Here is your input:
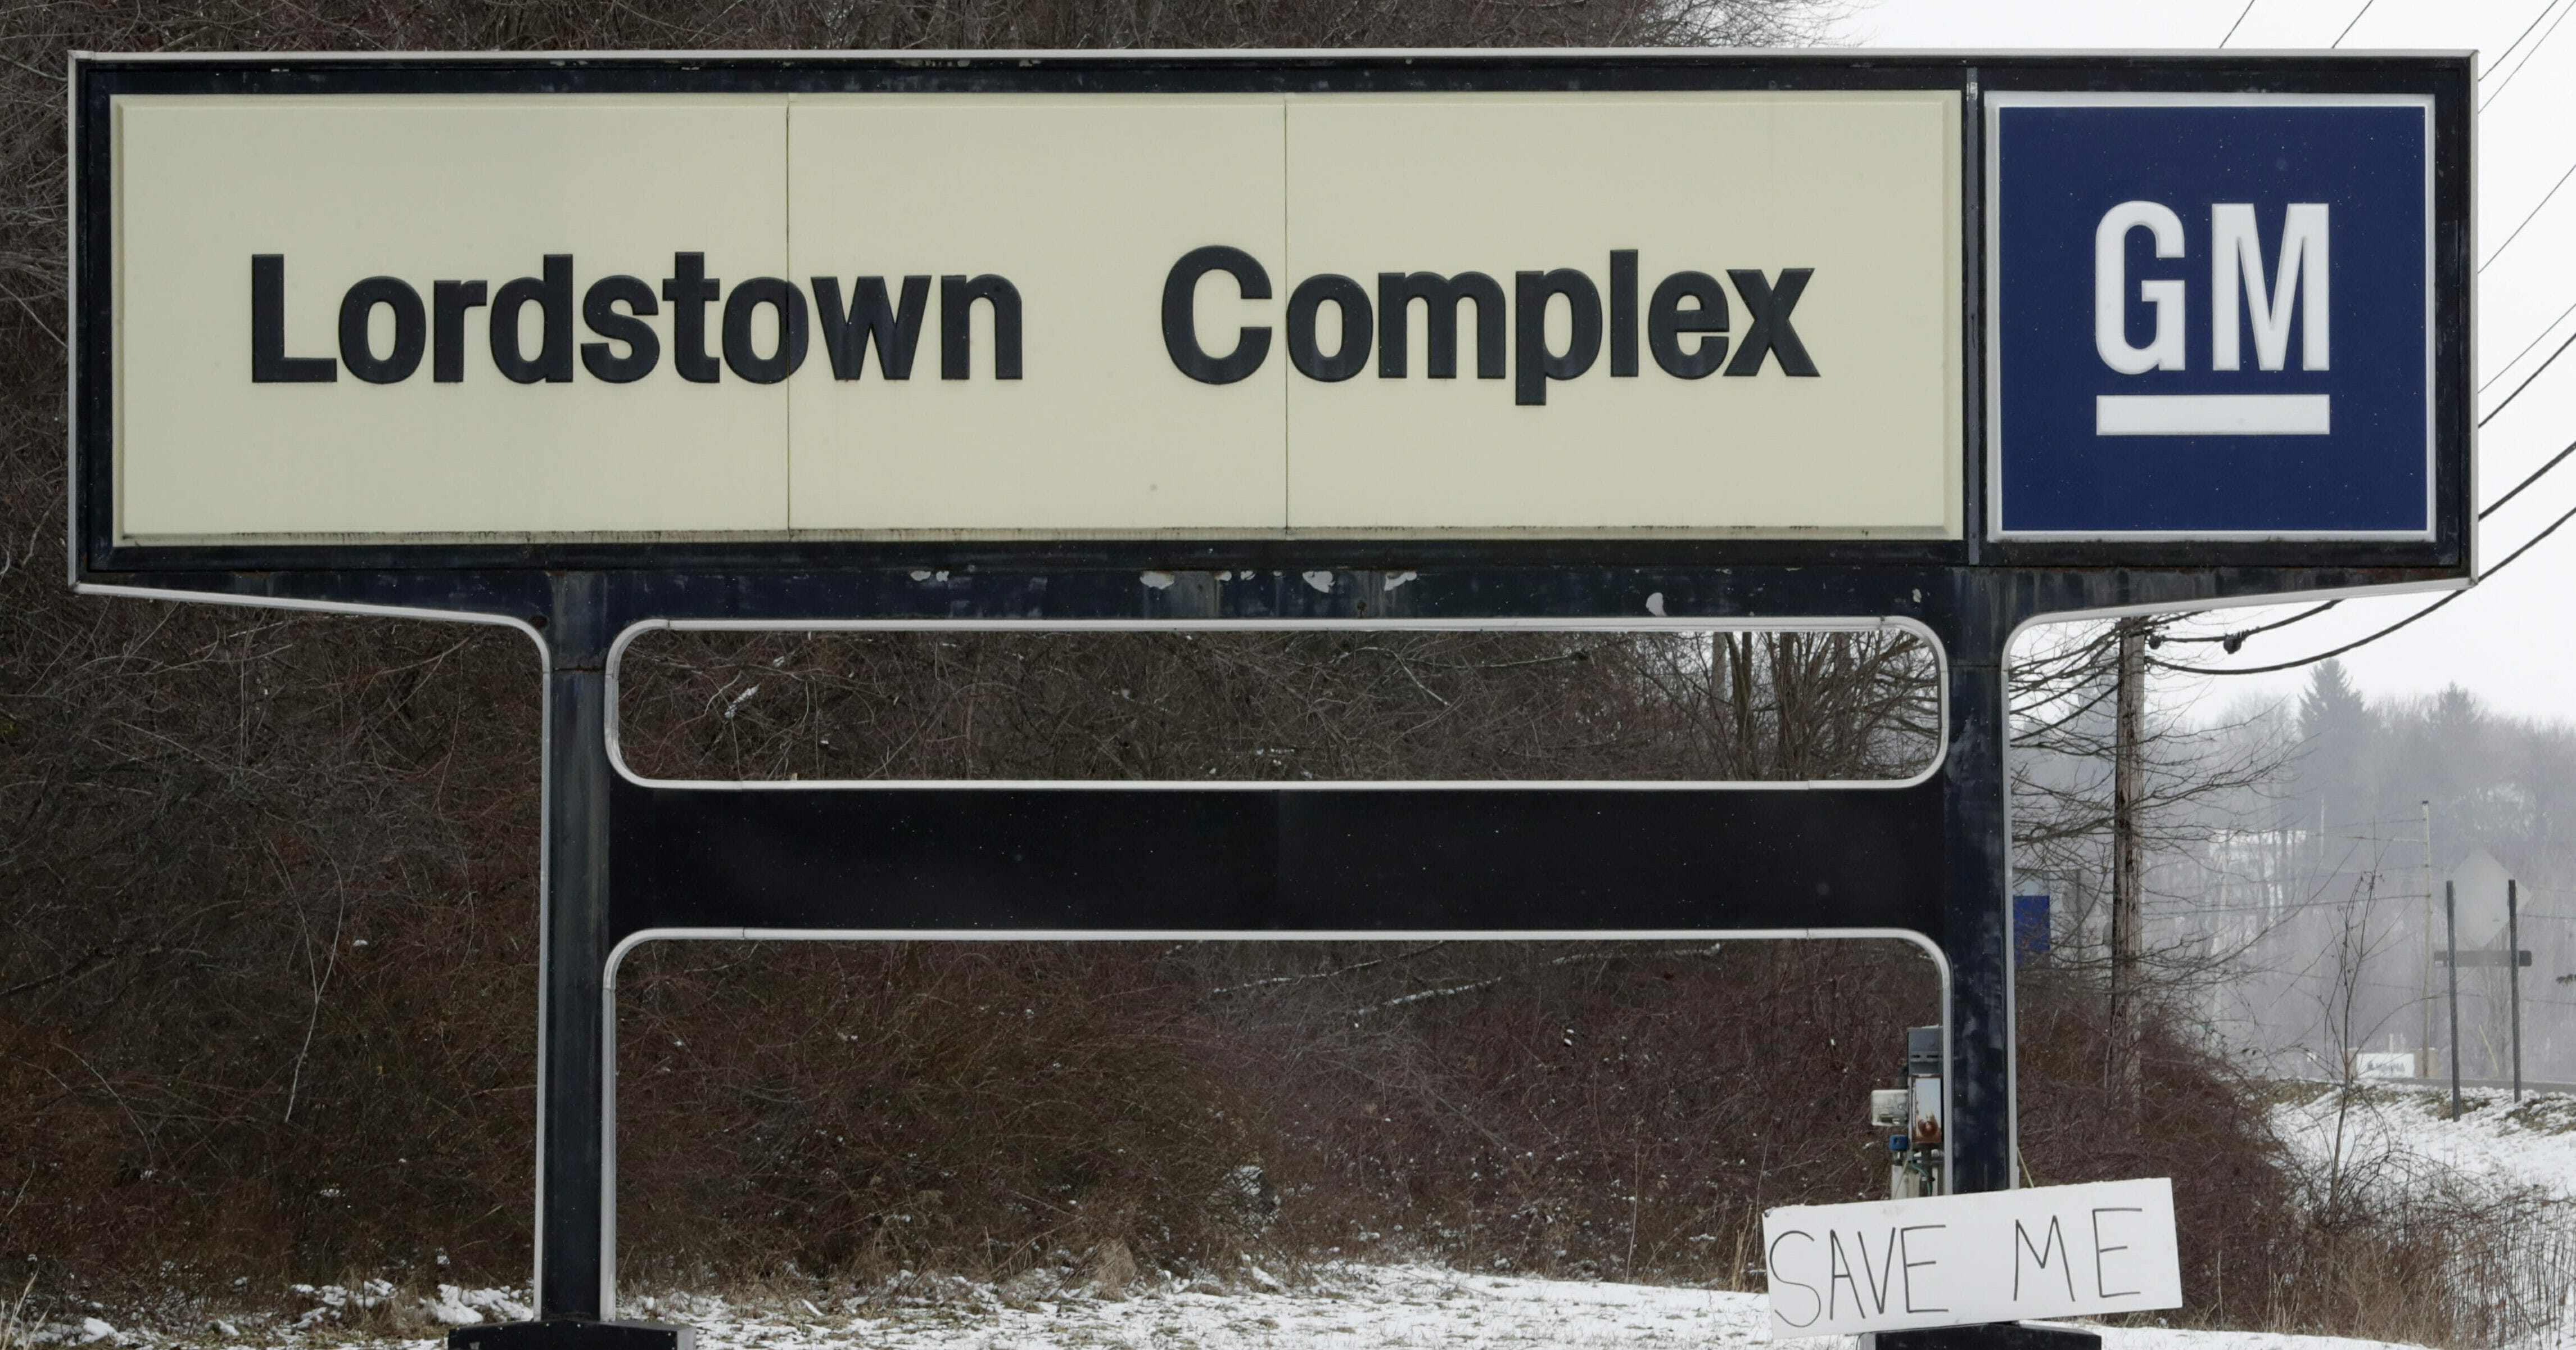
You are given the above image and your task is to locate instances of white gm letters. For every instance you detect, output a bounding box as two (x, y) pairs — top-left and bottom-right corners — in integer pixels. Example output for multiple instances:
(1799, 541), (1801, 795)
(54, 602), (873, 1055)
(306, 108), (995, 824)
(2213, 202), (2329, 372)
(2089, 200), (2333, 437)
(2093, 201), (2329, 376)
(2093, 200), (2187, 374)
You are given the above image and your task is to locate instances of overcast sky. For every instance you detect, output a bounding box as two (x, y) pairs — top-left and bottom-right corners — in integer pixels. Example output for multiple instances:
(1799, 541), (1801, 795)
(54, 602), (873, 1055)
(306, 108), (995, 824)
(1838, 0), (2576, 723)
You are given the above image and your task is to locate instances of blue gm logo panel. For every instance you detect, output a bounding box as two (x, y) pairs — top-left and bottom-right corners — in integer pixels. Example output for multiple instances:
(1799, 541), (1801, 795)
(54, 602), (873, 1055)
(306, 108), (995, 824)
(1990, 96), (2432, 538)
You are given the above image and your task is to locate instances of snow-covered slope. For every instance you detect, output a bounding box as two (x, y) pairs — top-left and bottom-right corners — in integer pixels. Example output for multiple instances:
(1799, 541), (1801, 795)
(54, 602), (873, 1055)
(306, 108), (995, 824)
(62, 1089), (2559, 1350)
(2273, 1085), (2576, 1197)
(22, 1265), (2438, 1350)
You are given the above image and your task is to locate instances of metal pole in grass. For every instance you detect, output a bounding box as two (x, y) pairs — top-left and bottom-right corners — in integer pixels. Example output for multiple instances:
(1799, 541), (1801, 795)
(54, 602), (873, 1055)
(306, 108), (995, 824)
(2510, 878), (2523, 1103)
(2448, 881), (2462, 1121)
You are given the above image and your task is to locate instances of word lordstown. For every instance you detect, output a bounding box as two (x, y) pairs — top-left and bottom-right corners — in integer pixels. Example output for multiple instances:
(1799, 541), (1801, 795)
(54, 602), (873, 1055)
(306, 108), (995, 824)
(251, 249), (1819, 407)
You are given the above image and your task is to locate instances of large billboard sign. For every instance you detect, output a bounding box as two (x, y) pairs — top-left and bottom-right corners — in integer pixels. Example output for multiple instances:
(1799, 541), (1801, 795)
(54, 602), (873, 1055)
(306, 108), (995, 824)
(67, 54), (2474, 1339)
(70, 54), (2470, 578)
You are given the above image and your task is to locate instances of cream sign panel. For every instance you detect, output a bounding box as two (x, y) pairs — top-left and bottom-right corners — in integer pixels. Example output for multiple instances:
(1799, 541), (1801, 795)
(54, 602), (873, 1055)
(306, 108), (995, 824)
(111, 91), (1962, 544)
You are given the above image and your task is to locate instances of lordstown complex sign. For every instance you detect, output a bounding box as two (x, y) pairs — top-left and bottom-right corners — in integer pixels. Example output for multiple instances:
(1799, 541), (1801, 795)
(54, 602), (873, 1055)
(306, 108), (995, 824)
(69, 51), (2471, 1348)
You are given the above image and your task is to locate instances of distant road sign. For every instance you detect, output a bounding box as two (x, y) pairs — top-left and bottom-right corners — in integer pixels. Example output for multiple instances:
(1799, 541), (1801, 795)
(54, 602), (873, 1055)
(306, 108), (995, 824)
(2012, 893), (2050, 964)
(1990, 94), (2435, 541)
(2438, 950), (2532, 968)
(2450, 850), (2517, 950)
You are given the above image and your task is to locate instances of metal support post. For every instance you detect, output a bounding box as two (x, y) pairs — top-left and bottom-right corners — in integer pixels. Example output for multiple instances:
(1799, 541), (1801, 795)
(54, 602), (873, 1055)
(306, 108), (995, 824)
(537, 575), (613, 1321)
(2510, 879), (2523, 1101)
(1939, 588), (2013, 1197)
(2446, 882), (2461, 1121)
(2421, 802), (2433, 1078)
(484, 576), (692, 1350)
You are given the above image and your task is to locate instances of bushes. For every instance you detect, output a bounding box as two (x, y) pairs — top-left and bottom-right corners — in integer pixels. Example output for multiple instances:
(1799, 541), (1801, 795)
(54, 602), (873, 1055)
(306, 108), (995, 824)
(15, 823), (2568, 1347)
(0, 618), (543, 1296)
(2018, 970), (2576, 1344)
(0, 4), (2554, 1342)
(625, 937), (2576, 1345)
(0, 0), (1838, 1317)
(613, 942), (1268, 1285)
(609, 938), (1942, 1291)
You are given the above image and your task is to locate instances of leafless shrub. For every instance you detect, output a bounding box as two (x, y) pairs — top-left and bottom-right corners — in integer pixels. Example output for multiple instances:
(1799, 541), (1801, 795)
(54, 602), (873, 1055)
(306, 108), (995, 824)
(2018, 972), (2576, 1345)
(610, 937), (1944, 1290)
(2259, 1083), (2576, 1346)
(615, 628), (1938, 784)
(0, 0), (1863, 1323)
(1196, 937), (1942, 1284)
(613, 941), (1268, 1287)
(12, 0), (2552, 1340)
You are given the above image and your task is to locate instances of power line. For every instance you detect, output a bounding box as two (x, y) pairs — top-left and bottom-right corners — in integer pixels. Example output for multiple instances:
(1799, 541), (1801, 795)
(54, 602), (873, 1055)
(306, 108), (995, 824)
(2157, 438), (2576, 683)
(2161, 600), (2340, 651)
(2482, 327), (2576, 428)
(2480, 155), (2576, 273)
(2219, 0), (2262, 46)
(2484, 0), (2576, 110)
(2332, 0), (2378, 46)
(2483, 298), (2576, 394)
(2154, 601), (2460, 678)
(2480, 436), (2576, 520)
(2488, 0), (2567, 78)
(2486, 0), (2576, 107)
(2152, 499), (2576, 677)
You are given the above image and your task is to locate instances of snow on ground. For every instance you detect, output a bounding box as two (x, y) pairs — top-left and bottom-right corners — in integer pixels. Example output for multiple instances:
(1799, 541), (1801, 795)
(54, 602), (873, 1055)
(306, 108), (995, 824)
(11, 1265), (2440, 1350)
(2272, 1083), (2576, 1196)
(45, 1089), (2545, 1350)
(637, 1265), (1770, 1348)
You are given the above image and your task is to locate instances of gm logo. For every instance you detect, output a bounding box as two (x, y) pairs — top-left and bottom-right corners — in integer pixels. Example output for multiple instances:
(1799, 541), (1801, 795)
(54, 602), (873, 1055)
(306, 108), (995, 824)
(1990, 94), (2434, 539)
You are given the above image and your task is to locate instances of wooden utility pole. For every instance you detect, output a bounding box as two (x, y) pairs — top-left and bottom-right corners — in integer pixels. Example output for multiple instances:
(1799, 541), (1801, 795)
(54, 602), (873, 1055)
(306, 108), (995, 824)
(2110, 620), (2147, 1098)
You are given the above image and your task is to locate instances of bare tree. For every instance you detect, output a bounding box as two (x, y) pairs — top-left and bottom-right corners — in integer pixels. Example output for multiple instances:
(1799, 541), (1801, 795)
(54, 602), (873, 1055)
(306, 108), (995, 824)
(2008, 617), (2299, 1085)
(0, 0), (1871, 1310)
(617, 628), (1939, 785)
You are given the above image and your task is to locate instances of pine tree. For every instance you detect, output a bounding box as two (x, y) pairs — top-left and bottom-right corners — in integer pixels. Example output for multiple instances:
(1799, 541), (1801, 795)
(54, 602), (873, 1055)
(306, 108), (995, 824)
(2295, 660), (2375, 827)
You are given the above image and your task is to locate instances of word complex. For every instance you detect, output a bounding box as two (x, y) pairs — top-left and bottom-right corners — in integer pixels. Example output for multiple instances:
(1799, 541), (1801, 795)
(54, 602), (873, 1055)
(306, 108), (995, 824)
(257, 249), (1819, 407)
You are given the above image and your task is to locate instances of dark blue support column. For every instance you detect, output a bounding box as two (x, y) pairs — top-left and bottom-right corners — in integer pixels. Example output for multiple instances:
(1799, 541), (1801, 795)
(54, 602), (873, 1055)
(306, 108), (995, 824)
(1873, 589), (2106, 1350)
(1941, 584), (2015, 1197)
(536, 575), (612, 1322)
(477, 579), (690, 1350)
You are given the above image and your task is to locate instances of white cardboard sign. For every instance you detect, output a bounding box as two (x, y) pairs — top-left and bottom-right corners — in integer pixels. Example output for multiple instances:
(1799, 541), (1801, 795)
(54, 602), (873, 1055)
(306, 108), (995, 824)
(1762, 1178), (2180, 1337)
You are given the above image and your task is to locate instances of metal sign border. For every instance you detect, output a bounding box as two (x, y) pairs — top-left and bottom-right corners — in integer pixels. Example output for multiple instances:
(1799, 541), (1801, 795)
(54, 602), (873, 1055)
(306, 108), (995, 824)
(1982, 91), (2443, 544)
(67, 50), (2473, 590)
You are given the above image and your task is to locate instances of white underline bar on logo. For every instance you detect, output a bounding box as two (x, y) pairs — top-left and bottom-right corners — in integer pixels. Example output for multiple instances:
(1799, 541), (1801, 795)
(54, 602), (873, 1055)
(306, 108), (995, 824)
(2094, 394), (2333, 436)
